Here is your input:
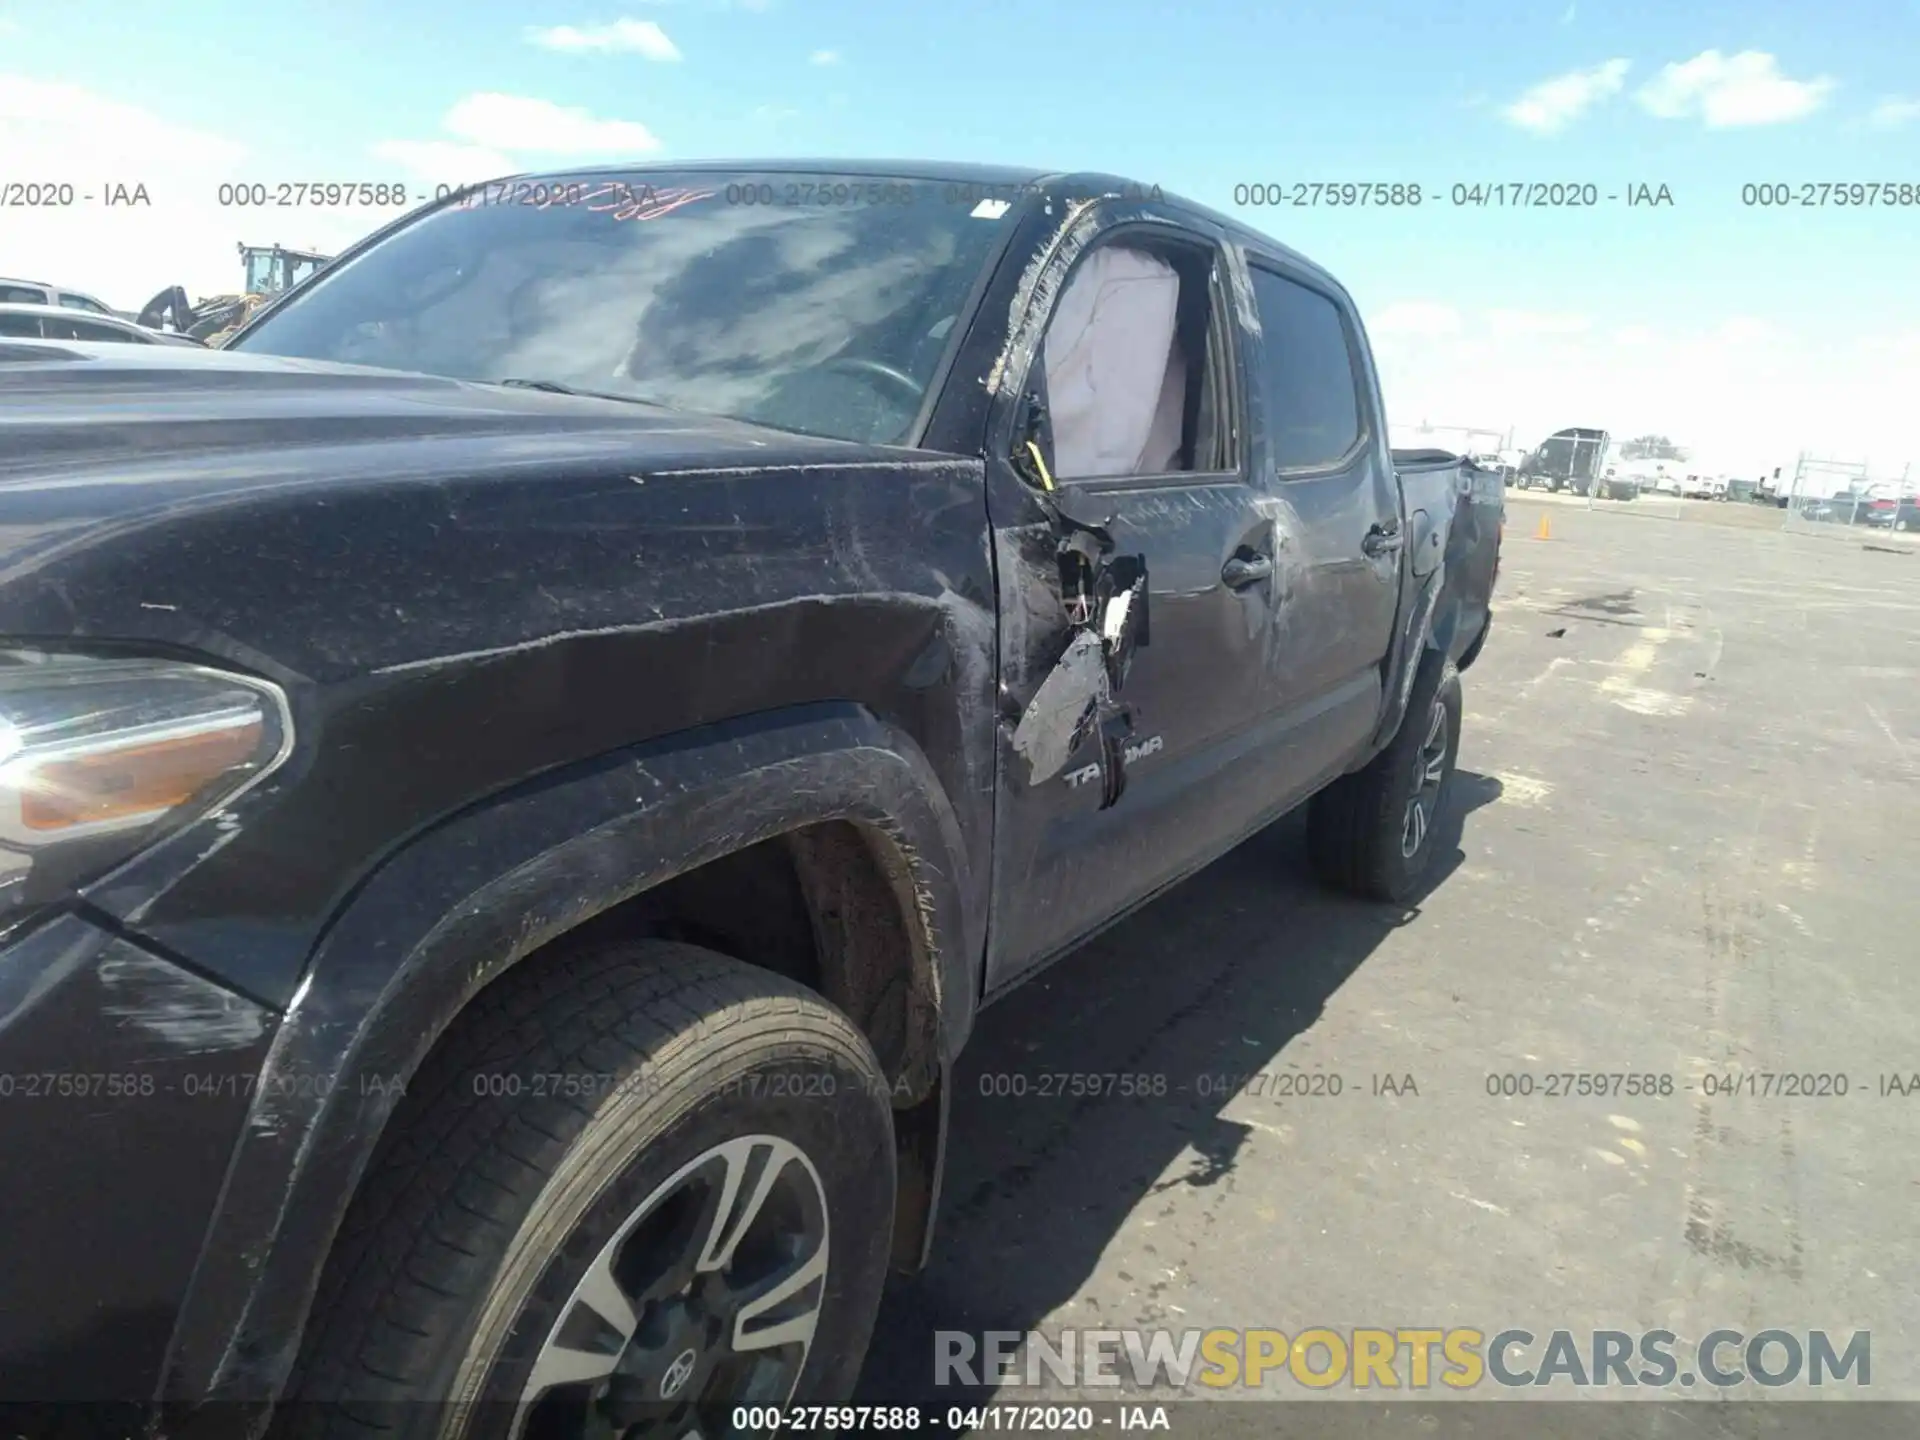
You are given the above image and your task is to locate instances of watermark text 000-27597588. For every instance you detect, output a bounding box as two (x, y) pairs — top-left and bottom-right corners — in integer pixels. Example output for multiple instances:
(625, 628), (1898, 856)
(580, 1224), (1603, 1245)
(1228, 182), (1675, 209)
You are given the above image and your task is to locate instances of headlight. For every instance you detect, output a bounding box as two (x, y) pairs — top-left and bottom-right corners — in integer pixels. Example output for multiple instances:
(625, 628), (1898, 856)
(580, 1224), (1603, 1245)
(0, 650), (292, 931)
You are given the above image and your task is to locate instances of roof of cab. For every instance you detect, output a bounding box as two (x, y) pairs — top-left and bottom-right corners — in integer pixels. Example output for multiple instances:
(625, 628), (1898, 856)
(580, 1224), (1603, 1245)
(1037, 169), (1352, 299)
(522, 157), (1056, 187)
(426, 158), (1349, 308)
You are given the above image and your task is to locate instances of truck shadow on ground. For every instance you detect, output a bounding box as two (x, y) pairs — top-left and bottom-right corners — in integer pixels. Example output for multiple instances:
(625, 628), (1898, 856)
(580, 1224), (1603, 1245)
(856, 771), (1504, 1406)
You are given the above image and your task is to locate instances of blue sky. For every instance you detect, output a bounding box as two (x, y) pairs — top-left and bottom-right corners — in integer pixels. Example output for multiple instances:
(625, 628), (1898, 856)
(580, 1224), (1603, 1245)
(3, 0), (1917, 473)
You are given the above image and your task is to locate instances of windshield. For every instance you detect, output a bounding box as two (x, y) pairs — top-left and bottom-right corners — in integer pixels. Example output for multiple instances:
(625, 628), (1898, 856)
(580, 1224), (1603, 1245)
(231, 171), (1017, 446)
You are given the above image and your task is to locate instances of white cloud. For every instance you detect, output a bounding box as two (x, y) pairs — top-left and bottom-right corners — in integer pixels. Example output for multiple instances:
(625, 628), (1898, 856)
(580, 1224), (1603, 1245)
(575, 0), (775, 9)
(1485, 309), (1592, 337)
(808, 48), (840, 65)
(1636, 50), (1833, 127)
(0, 73), (378, 306)
(443, 92), (663, 154)
(525, 19), (682, 61)
(1711, 316), (1778, 346)
(368, 139), (519, 186)
(1860, 331), (1920, 360)
(371, 93), (664, 197)
(1502, 59), (1630, 134)
(1360, 300), (1919, 480)
(1867, 96), (1920, 128)
(1371, 301), (1463, 338)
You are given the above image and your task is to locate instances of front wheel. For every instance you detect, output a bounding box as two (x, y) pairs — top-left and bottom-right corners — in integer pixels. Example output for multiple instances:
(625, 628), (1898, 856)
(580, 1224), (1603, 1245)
(278, 940), (898, 1440)
(1308, 653), (1463, 902)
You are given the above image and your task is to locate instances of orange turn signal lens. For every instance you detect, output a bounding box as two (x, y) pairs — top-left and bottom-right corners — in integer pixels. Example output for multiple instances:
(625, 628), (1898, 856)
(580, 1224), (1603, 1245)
(19, 716), (266, 832)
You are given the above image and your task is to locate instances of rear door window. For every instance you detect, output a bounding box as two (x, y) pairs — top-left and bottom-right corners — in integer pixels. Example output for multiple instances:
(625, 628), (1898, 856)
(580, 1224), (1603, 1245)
(0, 285), (50, 305)
(0, 313), (44, 337)
(1246, 264), (1363, 472)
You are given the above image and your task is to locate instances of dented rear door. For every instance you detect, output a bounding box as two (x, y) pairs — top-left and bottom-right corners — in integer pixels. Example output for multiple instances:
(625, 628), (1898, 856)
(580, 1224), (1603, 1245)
(1237, 253), (1401, 791)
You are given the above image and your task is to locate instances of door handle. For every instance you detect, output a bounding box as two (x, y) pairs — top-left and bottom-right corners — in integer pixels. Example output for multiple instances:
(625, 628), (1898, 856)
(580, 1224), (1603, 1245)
(1221, 551), (1273, 589)
(1361, 523), (1403, 559)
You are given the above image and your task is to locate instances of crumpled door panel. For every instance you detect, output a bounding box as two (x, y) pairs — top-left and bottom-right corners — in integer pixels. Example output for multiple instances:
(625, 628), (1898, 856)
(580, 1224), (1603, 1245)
(1007, 493), (1150, 808)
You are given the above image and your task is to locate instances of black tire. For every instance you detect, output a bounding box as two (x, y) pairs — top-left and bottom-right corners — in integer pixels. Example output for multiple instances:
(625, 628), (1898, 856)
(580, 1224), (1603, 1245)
(1308, 651), (1463, 902)
(277, 939), (897, 1440)
(1455, 613), (1491, 672)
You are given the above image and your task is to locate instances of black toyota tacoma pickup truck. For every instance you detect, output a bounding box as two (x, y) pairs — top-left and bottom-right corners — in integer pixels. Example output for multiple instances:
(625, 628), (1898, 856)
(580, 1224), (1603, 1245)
(0, 161), (1501, 1434)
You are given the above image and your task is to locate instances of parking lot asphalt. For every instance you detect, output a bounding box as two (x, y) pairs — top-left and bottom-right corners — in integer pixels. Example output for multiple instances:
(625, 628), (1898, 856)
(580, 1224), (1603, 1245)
(1508, 489), (1920, 545)
(856, 498), (1920, 1427)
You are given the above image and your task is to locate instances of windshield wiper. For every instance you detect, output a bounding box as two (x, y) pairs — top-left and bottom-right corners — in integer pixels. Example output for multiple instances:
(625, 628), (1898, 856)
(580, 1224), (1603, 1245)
(494, 377), (683, 411)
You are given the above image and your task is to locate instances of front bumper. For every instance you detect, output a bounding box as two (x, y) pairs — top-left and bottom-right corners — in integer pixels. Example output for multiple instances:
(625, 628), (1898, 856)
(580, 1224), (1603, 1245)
(0, 911), (275, 1404)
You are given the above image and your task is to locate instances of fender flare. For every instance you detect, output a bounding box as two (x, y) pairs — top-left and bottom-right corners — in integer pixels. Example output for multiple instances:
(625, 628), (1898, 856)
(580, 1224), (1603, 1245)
(159, 701), (977, 1408)
(1425, 601), (1464, 668)
(1366, 566), (1454, 756)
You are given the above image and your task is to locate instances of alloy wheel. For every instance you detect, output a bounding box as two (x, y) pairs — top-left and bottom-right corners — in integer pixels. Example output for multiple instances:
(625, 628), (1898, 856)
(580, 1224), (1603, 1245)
(514, 1134), (830, 1440)
(1401, 698), (1449, 860)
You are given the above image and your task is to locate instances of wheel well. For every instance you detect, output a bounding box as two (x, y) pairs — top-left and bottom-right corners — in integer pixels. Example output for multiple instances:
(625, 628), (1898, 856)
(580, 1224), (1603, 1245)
(546, 819), (941, 1104)
(398, 818), (948, 1276)
(558, 830), (823, 987)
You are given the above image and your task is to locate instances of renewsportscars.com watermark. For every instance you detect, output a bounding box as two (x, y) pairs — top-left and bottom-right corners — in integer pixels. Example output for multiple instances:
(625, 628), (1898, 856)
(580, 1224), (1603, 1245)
(936, 1327), (1872, 1392)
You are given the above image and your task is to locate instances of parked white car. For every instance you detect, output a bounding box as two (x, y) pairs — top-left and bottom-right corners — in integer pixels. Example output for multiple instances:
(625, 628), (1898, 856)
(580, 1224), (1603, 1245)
(0, 303), (203, 345)
(1679, 474), (1717, 500)
(0, 275), (120, 318)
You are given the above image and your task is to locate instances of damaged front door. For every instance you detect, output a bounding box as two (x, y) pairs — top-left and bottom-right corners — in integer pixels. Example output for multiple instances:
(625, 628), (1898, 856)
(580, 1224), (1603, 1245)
(981, 207), (1286, 991)
(1006, 496), (1149, 809)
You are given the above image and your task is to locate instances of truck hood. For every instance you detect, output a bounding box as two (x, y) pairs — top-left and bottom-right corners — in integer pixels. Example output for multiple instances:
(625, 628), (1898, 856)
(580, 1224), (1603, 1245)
(0, 341), (952, 671)
(0, 340), (901, 493)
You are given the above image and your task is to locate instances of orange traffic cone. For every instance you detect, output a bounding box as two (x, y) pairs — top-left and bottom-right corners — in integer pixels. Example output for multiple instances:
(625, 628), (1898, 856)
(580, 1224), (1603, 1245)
(1535, 513), (1552, 540)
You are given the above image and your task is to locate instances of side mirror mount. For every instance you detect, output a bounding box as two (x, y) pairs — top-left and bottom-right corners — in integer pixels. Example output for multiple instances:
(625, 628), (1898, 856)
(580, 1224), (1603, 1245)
(1011, 387), (1057, 492)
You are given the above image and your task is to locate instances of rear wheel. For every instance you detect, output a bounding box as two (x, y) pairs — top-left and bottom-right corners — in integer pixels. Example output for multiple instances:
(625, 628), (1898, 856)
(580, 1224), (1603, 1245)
(278, 940), (897, 1440)
(1308, 652), (1463, 902)
(1455, 614), (1491, 672)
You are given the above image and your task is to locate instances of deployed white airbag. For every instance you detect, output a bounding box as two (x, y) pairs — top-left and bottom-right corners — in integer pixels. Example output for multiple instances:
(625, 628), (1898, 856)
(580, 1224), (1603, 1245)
(1044, 247), (1184, 478)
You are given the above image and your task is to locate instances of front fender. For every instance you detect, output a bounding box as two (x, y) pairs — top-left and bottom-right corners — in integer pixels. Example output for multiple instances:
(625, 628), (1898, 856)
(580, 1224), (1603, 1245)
(158, 701), (976, 1410)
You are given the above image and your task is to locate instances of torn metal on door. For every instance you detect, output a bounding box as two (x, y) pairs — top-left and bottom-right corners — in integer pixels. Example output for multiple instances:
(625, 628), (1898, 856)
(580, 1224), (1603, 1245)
(1007, 454), (1151, 808)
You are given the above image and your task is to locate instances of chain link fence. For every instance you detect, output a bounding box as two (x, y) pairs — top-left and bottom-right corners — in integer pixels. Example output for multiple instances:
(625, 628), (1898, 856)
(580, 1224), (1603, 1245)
(1779, 455), (1918, 544)
(1781, 455), (1872, 532)
(1407, 427), (1916, 544)
(1585, 469), (1686, 519)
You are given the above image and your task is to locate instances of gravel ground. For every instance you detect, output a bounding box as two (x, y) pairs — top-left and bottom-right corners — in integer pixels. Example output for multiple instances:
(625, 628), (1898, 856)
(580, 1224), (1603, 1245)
(856, 498), (1920, 1435)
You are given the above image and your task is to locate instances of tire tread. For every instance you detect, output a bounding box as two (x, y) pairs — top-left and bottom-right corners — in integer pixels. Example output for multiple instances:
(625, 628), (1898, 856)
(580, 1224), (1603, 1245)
(1308, 653), (1460, 902)
(277, 941), (880, 1437)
